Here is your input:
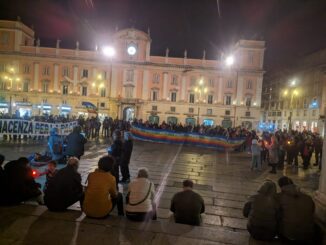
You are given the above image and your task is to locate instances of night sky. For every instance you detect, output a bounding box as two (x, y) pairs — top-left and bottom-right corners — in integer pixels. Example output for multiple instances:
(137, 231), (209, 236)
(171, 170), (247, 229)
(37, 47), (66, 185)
(0, 0), (325, 70)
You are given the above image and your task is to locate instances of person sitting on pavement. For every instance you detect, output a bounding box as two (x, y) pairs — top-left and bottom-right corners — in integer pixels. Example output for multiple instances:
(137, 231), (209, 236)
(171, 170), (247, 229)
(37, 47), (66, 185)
(277, 176), (315, 243)
(83, 156), (124, 218)
(48, 128), (64, 163)
(170, 179), (205, 226)
(243, 180), (279, 241)
(66, 126), (87, 160)
(2, 157), (42, 205)
(120, 131), (133, 183)
(44, 157), (84, 211)
(126, 168), (156, 221)
(42, 160), (58, 192)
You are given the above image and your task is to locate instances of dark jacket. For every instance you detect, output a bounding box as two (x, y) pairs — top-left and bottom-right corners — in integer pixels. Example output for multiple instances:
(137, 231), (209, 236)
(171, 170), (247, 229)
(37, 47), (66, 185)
(243, 181), (279, 240)
(44, 165), (83, 211)
(109, 139), (123, 163)
(65, 132), (87, 158)
(276, 184), (315, 242)
(1, 161), (41, 205)
(122, 140), (133, 164)
(170, 189), (205, 226)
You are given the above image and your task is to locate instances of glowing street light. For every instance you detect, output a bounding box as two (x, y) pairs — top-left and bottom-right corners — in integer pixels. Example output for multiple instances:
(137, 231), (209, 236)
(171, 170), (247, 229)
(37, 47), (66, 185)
(102, 46), (116, 57)
(290, 79), (296, 86)
(225, 55), (234, 66)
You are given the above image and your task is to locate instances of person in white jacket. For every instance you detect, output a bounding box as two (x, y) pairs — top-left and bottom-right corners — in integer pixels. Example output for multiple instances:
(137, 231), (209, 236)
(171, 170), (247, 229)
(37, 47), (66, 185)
(125, 168), (156, 221)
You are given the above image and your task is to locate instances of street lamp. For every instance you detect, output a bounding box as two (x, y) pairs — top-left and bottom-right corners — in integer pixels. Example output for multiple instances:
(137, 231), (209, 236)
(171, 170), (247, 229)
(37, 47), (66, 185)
(194, 79), (208, 125)
(1, 66), (21, 116)
(283, 88), (299, 130)
(225, 55), (238, 127)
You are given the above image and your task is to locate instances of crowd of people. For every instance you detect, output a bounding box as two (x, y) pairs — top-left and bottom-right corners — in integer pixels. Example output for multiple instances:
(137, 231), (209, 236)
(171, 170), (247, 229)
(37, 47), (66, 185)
(0, 111), (77, 123)
(249, 130), (323, 173)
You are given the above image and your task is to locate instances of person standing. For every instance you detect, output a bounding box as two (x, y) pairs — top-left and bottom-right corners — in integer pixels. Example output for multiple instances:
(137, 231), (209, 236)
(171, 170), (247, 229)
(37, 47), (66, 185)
(170, 179), (205, 226)
(108, 130), (123, 186)
(251, 139), (261, 171)
(66, 126), (87, 160)
(266, 135), (279, 174)
(121, 131), (133, 183)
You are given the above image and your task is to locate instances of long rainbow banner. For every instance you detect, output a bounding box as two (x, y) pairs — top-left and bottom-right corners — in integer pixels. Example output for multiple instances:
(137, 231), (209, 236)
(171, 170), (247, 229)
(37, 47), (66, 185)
(131, 125), (246, 150)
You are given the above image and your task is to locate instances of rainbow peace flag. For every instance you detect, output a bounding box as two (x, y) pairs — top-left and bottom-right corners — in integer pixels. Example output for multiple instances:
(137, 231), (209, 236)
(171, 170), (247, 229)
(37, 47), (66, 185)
(131, 125), (245, 150)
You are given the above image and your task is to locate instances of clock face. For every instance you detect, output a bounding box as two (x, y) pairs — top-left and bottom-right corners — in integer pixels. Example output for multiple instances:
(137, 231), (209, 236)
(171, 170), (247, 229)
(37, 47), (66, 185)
(127, 45), (137, 56)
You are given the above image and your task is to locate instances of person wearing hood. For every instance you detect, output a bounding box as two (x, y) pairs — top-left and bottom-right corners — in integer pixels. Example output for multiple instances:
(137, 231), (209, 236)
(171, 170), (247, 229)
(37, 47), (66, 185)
(243, 180), (279, 241)
(251, 139), (261, 170)
(66, 126), (87, 160)
(48, 128), (64, 162)
(276, 176), (315, 243)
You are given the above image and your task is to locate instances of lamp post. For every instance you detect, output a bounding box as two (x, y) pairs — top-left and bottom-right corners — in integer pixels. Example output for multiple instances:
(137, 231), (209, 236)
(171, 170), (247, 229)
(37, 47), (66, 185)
(102, 45), (116, 116)
(2, 66), (20, 116)
(283, 85), (299, 131)
(194, 78), (208, 125)
(225, 55), (238, 127)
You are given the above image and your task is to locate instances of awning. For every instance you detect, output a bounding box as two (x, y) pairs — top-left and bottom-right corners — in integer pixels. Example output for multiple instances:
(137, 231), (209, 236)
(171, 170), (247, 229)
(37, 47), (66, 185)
(82, 101), (97, 109)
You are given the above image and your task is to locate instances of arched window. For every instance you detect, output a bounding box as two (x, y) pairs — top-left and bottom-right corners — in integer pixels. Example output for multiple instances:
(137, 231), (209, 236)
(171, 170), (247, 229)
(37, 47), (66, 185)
(167, 116), (178, 125)
(185, 117), (196, 126)
(149, 115), (159, 124)
(203, 119), (214, 126)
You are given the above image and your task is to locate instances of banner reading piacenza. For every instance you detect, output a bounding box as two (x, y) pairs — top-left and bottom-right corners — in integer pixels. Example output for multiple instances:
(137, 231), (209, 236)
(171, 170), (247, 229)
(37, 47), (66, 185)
(0, 119), (78, 136)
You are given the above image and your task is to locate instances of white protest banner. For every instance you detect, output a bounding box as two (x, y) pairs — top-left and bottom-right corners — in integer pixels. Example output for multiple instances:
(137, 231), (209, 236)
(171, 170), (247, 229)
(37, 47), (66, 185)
(0, 119), (78, 136)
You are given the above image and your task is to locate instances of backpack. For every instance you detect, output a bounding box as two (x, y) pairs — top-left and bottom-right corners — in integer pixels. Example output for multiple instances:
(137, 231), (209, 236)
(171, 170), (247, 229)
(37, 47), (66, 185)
(53, 142), (62, 154)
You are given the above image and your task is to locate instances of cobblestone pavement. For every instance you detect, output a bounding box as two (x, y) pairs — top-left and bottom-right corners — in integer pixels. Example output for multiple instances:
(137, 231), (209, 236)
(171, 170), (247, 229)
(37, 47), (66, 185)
(0, 139), (321, 244)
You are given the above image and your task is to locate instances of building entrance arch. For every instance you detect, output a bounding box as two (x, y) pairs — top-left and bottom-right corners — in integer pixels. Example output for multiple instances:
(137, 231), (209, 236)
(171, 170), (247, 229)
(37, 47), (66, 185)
(123, 107), (135, 121)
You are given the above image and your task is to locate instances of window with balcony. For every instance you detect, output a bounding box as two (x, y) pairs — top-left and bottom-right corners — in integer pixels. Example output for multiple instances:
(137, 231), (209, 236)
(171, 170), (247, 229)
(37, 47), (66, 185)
(171, 92), (177, 102)
(63, 67), (69, 77)
(153, 73), (160, 83)
(209, 79), (214, 87)
(23, 65), (30, 74)
(189, 93), (195, 103)
(42, 82), (49, 93)
(245, 97), (252, 107)
(100, 88), (106, 97)
(82, 86), (87, 96)
(62, 85), (68, 95)
(227, 80), (233, 88)
(208, 95), (213, 104)
(23, 81), (29, 92)
(125, 86), (133, 98)
(42, 66), (50, 76)
(126, 70), (134, 82)
(171, 75), (178, 85)
(152, 90), (158, 101)
(82, 69), (88, 78)
(246, 80), (252, 89)
(225, 95), (231, 105)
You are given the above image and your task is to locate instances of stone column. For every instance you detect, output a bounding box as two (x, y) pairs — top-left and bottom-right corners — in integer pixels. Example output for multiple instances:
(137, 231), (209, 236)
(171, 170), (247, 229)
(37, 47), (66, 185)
(142, 70), (149, 100)
(110, 67), (117, 98)
(163, 72), (168, 100)
(133, 70), (138, 98)
(181, 75), (186, 101)
(33, 62), (39, 91)
(73, 65), (78, 93)
(218, 77), (223, 103)
(236, 72), (243, 105)
(54, 64), (59, 92)
(255, 76), (263, 107)
(314, 111), (326, 227)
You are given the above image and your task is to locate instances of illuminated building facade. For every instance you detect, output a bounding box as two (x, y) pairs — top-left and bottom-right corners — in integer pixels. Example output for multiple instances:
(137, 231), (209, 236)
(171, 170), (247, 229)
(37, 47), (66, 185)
(261, 48), (326, 134)
(0, 19), (265, 127)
